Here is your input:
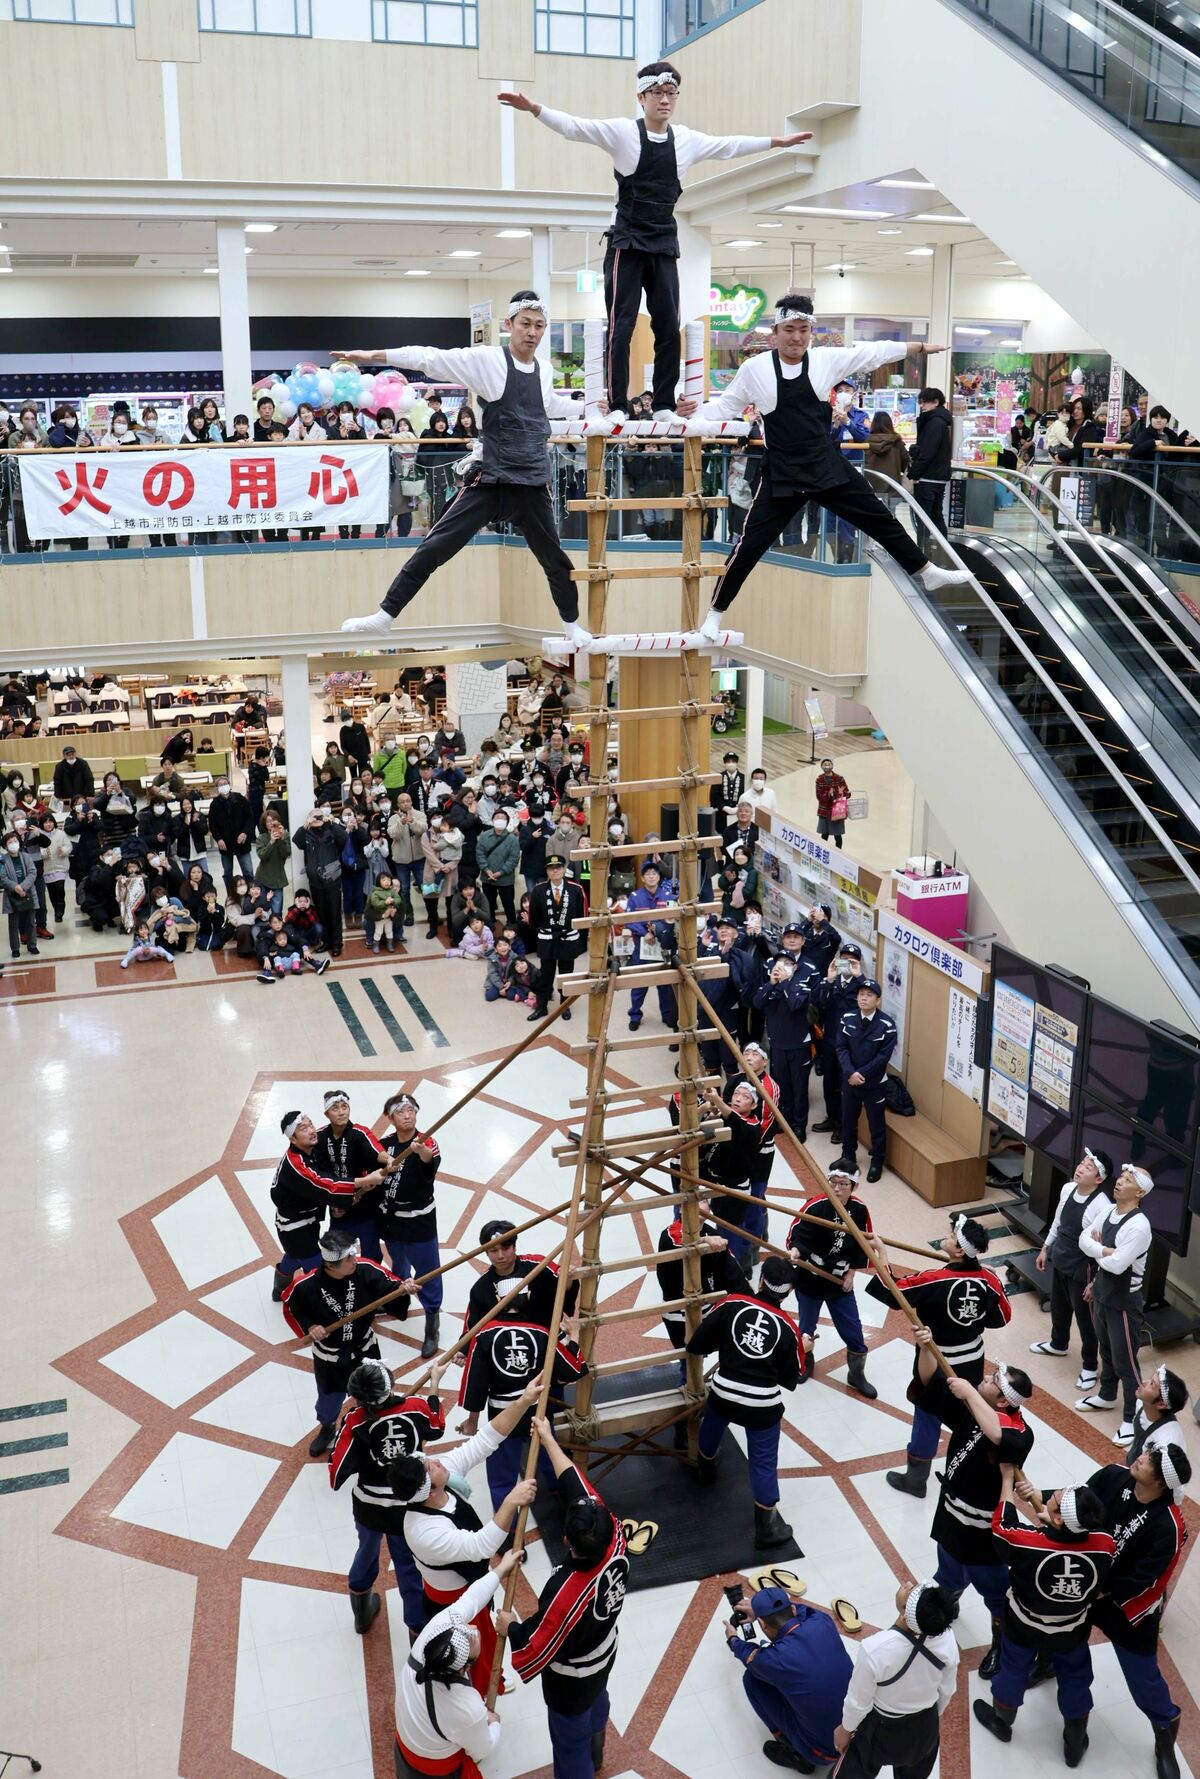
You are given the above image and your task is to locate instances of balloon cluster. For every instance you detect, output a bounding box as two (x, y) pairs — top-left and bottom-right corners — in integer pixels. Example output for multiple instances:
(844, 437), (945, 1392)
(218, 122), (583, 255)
(259, 360), (414, 422)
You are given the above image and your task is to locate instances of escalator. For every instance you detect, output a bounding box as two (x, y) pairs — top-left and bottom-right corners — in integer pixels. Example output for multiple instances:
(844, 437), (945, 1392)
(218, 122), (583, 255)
(862, 469), (1200, 987)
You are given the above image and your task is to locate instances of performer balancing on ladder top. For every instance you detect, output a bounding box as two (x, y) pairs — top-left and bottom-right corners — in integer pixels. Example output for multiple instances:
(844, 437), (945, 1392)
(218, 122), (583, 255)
(339, 294), (594, 649)
(681, 294), (974, 641)
(500, 64), (813, 419)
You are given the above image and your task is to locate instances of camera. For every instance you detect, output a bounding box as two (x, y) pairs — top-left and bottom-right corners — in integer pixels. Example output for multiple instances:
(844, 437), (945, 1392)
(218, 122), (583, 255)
(724, 1583), (752, 1632)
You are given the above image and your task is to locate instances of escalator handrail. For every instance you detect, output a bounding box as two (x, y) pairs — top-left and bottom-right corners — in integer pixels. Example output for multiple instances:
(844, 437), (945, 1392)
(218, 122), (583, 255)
(943, 0), (1200, 87)
(1067, 460), (1200, 563)
(956, 464), (1200, 708)
(865, 467), (1200, 904)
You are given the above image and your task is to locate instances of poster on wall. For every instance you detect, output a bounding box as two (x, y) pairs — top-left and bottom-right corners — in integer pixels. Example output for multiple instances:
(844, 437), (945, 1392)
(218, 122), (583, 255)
(803, 696), (828, 741)
(945, 987), (984, 1103)
(1029, 1003), (1078, 1113)
(881, 940), (910, 1060)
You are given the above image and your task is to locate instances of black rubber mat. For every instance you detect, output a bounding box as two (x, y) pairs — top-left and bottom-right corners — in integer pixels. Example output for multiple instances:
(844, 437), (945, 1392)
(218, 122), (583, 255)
(534, 1429), (803, 1591)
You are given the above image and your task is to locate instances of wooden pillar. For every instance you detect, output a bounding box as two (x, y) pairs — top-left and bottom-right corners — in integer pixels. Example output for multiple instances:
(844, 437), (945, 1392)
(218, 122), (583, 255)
(616, 657), (683, 841)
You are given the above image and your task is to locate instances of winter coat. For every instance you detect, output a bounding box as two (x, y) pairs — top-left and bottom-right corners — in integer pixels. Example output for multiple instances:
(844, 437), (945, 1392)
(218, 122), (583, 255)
(864, 431), (911, 485)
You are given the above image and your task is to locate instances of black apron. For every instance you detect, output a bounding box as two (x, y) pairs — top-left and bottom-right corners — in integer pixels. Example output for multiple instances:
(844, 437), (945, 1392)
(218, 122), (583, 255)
(1091, 1207), (1146, 1313)
(480, 349), (551, 487)
(763, 351), (852, 496)
(610, 120), (682, 256)
(1050, 1186), (1105, 1279)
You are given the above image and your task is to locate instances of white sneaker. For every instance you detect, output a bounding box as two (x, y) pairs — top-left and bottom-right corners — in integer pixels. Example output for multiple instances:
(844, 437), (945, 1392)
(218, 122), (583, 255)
(917, 563), (973, 591)
(341, 609), (394, 636)
(699, 609), (724, 643)
(1075, 1393), (1119, 1412)
(1113, 1421), (1135, 1445)
(563, 621), (594, 652)
(606, 409), (627, 426)
(653, 408), (681, 424)
(1029, 1340), (1068, 1357)
(1075, 1368), (1098, 1390)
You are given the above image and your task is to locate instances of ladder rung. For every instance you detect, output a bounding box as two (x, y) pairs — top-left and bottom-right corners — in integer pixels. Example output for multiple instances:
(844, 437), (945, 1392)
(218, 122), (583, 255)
(566, 1075), (719, 1108)
(570, 1026), (717, 1056)
(566, 495), (729, 511)
(573, 898), (722, 929)
(551, 1122), (726, 1159)
(574, 703), (724, 722)
(569, 836), (723, 860)
(598, 771), (719, 794)
(561, 961), (728, 994)
(570, 563), (723, 581)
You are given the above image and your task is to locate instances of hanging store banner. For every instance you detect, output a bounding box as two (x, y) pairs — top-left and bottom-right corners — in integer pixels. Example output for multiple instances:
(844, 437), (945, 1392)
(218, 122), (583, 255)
(19, 445), (388, 541)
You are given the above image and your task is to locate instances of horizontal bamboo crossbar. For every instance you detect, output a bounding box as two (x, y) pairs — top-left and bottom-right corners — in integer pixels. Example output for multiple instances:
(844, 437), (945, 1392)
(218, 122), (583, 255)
(573, 898), (721, 929)
(561, 960), (728, 993)
(585, 1291), (724, 1326)
(569, 836), (723, 861)
(566, 1076), (718, 1108)
(598, 770), (719, 794)
(552, 1121), (726, 1159)
(571, 1025), (717, 1055)
(577, 1243), (705, 1275)
(574, 703), (723, 722)
(566, 495), (728, 511)
(570, 563), (722, 581)
(556, 1130), (730, 1166)
(593, 1349), (688, 1378)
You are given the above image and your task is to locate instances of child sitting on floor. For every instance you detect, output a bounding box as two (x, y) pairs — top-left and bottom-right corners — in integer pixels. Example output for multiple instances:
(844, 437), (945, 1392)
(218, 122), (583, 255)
(121, 920), (175, 970)
(444, 910), (495, 960)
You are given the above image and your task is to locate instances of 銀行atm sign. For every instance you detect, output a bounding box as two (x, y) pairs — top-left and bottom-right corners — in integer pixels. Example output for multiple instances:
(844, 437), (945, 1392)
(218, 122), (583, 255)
(709, 284), (768, 331)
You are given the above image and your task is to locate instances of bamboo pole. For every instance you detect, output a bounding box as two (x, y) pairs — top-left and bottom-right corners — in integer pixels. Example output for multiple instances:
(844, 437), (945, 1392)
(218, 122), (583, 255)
(418, 997), (569, 1140)
(485, 974), (618, 1707)
(653, 1164), (944, 1263)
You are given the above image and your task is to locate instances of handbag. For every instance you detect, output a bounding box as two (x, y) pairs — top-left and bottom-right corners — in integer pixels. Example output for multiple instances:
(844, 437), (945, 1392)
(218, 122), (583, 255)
(399, 475), (425, 496)
(830, 795), (849, 822)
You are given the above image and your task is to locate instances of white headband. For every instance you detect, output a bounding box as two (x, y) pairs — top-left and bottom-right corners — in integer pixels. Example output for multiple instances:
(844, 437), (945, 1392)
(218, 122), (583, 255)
(952, 1215), (979, 1259)
(776, 304), (812, 324)
(324, 1091), (350, 1109)
(401, 1459), (433, 1505)
(439, 1611), (473, 1672)
(506, 298), (549, 322)
(1059, 1488), (1083, 1534)
(637, 73), (679, 94)
(759, 1272), (792, 1299)
(1158, 1362), (1170, 1395)
(1123, 1164), (1154, 1195)
(904, 1582), (933, 1634)
(1083, 1147), (1109, 1181)
(1159, 1444), (1184, 1494)
(283, 1114), (304, 1141)
(319, 1233), (361, 1261)
(996, 1364), (1025, 1409)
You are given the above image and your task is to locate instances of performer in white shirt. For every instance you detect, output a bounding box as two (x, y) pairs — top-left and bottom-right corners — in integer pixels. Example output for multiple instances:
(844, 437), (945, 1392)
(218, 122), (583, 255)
(394, 1551), (522, 1779)
(338, 294), (592, 650)
(500, 63), (811, 419)
(681, 294), (973, 640)
(834, 1578), (960, 1779)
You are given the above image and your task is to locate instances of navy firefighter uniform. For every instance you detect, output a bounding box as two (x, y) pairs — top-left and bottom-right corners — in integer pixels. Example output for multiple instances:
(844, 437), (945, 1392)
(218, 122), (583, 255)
(457, 1313), (587, 1509)
(726, 1587), (852, 1769)
(1088, 1461), (1188, 1741)
(836, 988), (898, 1170)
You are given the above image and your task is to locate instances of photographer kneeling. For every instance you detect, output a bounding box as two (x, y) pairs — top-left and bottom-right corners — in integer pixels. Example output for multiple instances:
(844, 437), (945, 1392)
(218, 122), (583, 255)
(723, 1583), (851, 1772)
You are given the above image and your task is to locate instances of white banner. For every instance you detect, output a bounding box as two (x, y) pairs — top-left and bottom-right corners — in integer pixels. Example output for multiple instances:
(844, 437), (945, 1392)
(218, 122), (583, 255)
(19, 444), (388, 541)
(945, 986), (984, 1104)
(874, 907), (985, 994)
(880, 938), (910, 1060)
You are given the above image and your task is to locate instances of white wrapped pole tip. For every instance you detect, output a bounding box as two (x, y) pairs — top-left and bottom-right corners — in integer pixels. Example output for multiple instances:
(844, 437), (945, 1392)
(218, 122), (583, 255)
(684, 320), (706, 401)
(547, 418), (751, 439)
(542, 629), (744, 657)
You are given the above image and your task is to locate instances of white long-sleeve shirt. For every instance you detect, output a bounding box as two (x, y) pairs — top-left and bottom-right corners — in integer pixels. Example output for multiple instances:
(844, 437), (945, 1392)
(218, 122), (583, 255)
(404, 1423), (507, 1587)
(841, 1625), (959, 1730)
(396, 1569), (503, 1764)
(1079, 1206), (1153, 1280)
(699, 343), (912, 421)
(383, 345), (579, 417)
(1043, 1182), (1111, 1251)
(535, 109), (772, 227)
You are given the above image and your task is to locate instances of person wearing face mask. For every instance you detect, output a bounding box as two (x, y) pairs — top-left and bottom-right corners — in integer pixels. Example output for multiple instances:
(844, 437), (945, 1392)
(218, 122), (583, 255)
(2, 829), (40, 958)
(136, 795), (175, 858)
(79, 844), (122, 932)
(815, 758), (851, 851)
(207, 777), (255, 887)
(373, 733), (410, 794)
(746, 765), (777, 816)
(95, 772), (137, 847)
(46, 404), (96, 551)
(339, 711), (373, 776)
(5, 406), (50, 554)
(386, 793), (428, 928)
(65, 796), (102, 898)
(330, 402), (367, 539)
(420, 813), (463, 939)
(53, 744), (95, 804)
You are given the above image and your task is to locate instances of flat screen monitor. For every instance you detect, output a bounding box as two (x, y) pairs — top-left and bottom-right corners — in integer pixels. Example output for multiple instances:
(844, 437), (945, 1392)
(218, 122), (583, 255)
(1084, 1001), (1200, 1153)
(1078, 1097), (1192, 1255)
(985, 947), (1089, 1168)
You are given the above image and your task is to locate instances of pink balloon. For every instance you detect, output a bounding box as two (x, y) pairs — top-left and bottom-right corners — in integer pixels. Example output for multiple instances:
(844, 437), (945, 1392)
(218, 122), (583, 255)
(369, 371), (409, 416)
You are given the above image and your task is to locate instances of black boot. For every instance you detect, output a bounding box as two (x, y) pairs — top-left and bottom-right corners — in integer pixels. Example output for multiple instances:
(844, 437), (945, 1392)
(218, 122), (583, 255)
(590, 1727), (606, 1772)
(1063, 1715), (1089, 1768)
(350, 1589), (380, 1634)
(308, 1422), (336, 1457)
(1154, 1716), (1182, 1779)
(811, 1117), (835, 1133)
(271, 1266), (289, 1303)
(978, 1616), (1003, 1681)
(973, 1699), (1016, 1743)
(846, 1349), (877, 1399)
(696, 1451), (717, 1487)
(761, 1740), (814, 1773)
(754, 1504), (793, 1549)
(421, 1312), (440, 1360)
(424, 898), (440, 938)
(885, 1455), (931, 1497)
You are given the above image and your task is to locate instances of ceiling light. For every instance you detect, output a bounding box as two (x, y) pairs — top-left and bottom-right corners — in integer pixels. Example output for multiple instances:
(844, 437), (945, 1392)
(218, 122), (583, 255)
(0, 266), (10, 275)
(757, 221), (784, 229)
(245, 246), (253, 253)
(995, 259), (1018, 266)
(245, 223), (278, 234)
(494, 228), (529, 238)
(913, 212), (973, 224)
(724, 238), (764, 248)
(999, 339), (1023, 347)
(780, 204), (895, 218)
(405, 268), (432, 277)
(875, 178), (937, 189)
(876, 228), (903, 236)
(955, 326), (991, 335)
(447, 249), (480, 258)
(906, 247), (935, 256)
(203, 266), (218, 274)
(823, 262), (858, 271)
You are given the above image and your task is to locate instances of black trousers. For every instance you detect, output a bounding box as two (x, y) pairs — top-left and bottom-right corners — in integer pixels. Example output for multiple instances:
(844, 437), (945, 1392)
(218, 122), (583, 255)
(1049, 1264), (1098, 1369)
(536, 939), (581, 1011)
(712, 468), (927, 613)
(603, 243), (680, 413)
(911, 478), (948, 547)
(842, 1076), (888, 1164)
(380, 481), (577, 623)
(310, 875), (343, 953)
(772, 1046), (812, 1138)
(836, 1705), (940, 1779)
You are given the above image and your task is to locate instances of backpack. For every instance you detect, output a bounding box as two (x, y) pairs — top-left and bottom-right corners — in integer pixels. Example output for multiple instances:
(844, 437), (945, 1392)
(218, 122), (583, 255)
(883, 1076), (916, 1116)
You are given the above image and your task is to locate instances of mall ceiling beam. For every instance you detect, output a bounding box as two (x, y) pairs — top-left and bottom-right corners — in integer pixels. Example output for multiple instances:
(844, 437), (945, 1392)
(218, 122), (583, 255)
(677, 147), (821, 227)
(7, 624), (515, 673)
(0, 178), (615, 234)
